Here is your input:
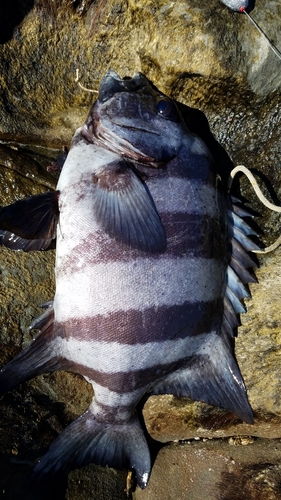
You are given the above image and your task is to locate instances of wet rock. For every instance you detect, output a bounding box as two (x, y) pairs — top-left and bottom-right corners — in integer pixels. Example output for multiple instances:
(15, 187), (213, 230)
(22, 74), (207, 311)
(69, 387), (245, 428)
(0, 144), (57, 202)
(134, 437), (281, 500)
(0, 1), (280, 160)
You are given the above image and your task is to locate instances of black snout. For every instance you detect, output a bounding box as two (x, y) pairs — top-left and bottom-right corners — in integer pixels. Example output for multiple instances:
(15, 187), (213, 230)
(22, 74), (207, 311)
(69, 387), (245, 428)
(98, 70), (147, 103)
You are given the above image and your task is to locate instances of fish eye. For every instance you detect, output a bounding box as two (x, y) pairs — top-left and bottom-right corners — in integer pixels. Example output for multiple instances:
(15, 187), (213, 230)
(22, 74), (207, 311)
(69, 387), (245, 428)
(156, 97), (178, 119)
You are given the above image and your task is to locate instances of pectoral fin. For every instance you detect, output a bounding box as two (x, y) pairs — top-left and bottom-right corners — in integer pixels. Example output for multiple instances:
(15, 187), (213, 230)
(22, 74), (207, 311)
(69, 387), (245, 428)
(0, 304), (67, 395)
(92, 160), (166, 253)
(0, 191), (59, 251)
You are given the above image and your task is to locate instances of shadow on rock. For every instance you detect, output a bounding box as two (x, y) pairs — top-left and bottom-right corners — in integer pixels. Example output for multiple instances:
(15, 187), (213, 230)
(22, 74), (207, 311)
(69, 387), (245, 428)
(0, 453), (67, 499)
(0, 0), (35, 44)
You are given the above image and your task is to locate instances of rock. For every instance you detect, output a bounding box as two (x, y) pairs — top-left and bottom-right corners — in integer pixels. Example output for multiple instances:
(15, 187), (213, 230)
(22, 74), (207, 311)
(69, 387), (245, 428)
(133, 437), (281, 500)
(0, 1), (280, 159)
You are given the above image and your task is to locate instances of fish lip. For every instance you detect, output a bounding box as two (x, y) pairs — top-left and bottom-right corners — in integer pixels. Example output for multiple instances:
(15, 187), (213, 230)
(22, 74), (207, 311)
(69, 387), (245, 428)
(104, 69), (143, 85)
(109, 117), (161, 136)
(98, 70), (146, 103)
(105, 69), (121, 80)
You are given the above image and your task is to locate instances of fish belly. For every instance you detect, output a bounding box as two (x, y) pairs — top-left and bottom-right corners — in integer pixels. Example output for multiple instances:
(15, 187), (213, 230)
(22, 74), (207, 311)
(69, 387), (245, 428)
(0, 146), (253, 487)
(53, 153), (226, 415)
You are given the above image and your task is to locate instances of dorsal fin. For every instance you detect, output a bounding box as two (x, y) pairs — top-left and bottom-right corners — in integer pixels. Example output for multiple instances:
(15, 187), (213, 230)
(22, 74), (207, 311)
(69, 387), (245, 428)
(223, 196), (260, 339)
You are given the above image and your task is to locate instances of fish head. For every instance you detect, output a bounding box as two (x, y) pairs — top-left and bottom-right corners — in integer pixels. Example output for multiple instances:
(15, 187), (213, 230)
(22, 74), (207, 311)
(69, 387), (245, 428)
(82, 70), (191, 166)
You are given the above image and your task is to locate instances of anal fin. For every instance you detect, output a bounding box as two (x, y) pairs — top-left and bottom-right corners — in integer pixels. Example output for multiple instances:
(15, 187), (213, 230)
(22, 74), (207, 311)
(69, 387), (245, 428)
(152, 336), (253, 424)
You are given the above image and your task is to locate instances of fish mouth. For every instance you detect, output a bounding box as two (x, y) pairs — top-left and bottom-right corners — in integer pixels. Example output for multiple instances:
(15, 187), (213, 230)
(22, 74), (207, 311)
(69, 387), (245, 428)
(98, 70), (161, 135)
(98, 70), (146, 103)
(109, 117), (161, 135)
(83, 70), (166, 167)
(83, 119), (163, 167)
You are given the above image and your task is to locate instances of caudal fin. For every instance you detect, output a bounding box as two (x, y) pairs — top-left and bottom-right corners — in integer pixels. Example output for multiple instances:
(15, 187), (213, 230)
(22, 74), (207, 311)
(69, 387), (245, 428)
(31, 410), (151, 489)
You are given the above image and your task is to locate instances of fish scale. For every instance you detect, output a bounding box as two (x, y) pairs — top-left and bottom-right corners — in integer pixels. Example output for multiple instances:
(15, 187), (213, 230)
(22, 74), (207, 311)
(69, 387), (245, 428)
(0, 70), (259, 489)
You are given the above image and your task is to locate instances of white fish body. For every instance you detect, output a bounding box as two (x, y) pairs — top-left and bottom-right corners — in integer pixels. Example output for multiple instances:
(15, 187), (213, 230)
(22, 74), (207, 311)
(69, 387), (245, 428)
(0, 71), (259, 488)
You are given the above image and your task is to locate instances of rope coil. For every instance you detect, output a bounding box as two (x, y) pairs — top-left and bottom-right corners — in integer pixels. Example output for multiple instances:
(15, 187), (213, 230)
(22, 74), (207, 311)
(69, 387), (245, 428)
(228, 165), (281, 254)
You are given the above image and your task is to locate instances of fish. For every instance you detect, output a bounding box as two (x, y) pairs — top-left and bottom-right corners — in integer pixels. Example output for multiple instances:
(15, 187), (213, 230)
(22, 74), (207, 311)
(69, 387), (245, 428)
(0, 70), (260, 489)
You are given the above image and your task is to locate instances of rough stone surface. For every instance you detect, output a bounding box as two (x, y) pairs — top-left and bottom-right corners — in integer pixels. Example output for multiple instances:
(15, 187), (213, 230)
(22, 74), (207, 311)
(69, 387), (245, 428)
(0, 1), (280, 158)
(134, 438), (281, 500)
(0, 0), (281, 498)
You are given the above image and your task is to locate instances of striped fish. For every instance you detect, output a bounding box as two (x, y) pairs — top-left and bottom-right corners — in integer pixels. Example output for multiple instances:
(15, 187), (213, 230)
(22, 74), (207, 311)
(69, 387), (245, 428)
(0, 71), (259, 489)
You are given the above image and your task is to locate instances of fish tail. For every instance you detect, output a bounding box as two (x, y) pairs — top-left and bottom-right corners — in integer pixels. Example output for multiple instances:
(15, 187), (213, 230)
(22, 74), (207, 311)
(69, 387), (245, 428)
(0, 304), (65, 394)
(30, 409), (151, 489)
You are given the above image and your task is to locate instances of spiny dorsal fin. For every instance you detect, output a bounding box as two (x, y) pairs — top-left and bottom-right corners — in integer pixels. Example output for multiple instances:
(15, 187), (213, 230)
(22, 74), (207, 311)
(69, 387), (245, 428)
(224, 196), (260, 338)
(225, 163), (281, 338)
(228, 165), (281, 254)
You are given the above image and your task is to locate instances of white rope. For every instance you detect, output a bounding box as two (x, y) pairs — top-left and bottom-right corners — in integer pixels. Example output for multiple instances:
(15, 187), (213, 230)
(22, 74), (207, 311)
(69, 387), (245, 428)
(75, 69), (98, 94)
(228, 165), (281, 254)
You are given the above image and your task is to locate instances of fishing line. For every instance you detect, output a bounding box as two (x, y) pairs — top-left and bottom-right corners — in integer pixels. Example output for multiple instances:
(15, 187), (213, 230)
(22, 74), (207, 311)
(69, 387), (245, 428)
(242, 9), (281, 62)
(228, 165), (281, 253)
(219, 1), (281, 62)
